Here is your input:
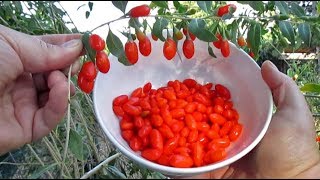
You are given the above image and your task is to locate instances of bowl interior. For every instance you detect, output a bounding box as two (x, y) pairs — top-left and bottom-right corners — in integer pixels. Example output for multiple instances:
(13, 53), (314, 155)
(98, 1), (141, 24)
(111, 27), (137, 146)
(93, 34), (273, 177)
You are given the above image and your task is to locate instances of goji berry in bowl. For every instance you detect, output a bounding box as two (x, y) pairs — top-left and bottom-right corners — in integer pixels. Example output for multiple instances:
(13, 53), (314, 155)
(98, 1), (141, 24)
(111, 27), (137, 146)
(93, 32), (273, 177)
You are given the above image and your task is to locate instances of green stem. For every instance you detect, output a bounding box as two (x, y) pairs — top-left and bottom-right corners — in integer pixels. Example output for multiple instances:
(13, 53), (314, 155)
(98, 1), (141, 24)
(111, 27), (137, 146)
(80, 153), (121, 179)
(266, 41), (293, 70)
(60, 65), (73, 178)
(0, 16), (9, 26)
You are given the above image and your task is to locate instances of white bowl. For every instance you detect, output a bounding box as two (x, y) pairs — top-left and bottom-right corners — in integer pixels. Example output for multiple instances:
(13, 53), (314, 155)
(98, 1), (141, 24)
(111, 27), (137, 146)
(93, 32), (273, 177)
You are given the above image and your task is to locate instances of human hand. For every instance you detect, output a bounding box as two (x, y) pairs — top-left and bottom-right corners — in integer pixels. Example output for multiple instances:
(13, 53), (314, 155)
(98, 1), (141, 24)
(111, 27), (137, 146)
(0, 25), (83, 154)
(189, 60), (320, 179)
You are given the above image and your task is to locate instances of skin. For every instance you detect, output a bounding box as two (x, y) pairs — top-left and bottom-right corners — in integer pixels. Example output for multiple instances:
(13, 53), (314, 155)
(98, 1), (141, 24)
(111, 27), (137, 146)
(188, 61), (320, 179)
(0, 25), (83, 155)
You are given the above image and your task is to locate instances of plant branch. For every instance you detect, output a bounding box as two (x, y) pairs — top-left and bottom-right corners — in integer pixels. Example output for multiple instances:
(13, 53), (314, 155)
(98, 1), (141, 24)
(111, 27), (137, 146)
(61, 65), (73, 178)
(27, 144), (54, 179)
(304, 94), (320, 98)
(267, 41), (294, 70)
(57, 2), (79, 33)
(80, 153), (121, 179)
(0, 16), (9, 26)
(90, 15), (128, 33)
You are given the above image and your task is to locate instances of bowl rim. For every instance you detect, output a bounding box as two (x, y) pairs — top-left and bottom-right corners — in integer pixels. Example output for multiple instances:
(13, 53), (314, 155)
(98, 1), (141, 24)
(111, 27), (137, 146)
(92, 39), (273, 176)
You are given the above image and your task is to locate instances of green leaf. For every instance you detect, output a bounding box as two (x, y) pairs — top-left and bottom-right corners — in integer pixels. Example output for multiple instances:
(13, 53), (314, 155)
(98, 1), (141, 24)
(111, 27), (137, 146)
(290, 2), (305, 17)
(221, 13), (233, 20)
(129, 18), (142, 29)
(238, 1), (264, 12)
(85, 11), (90, 19)
(149, 172), (167, 179)
(29, 163), (58, 179)
(197, 1), (212, 13)
(275, 1), (289, 15)
(188, 18), (206, 29)
(88, 2), (93, 11)
(13, 1), (23, 13)
(287, 68), (294, 77)
(107, 28), (125, 58)
(188, 19), (217, 42)
(105, 165), (127, 179)
(152, 1), (169, 9)
(173, 1), (181, 9)
(143, 19), (148, 32)
(208, 45), (217, 58)
(152, 18), (169, 41)
(229, 21), (238, 45)
(279, 21), (295, 47)
(69, 129), (89, 161)
(118, 53), (132, 66)
(186, 8), (197, 15)
(178, 5), (187, 13)
(249, 1), (264, 12)
(120, 31), (136, 40)
(112, 1), (128, 14)
(298, 23), (311, 47)
(247, 23), (261, 56)
(81, 32), (96, 61)
(300, 83), (320, 93)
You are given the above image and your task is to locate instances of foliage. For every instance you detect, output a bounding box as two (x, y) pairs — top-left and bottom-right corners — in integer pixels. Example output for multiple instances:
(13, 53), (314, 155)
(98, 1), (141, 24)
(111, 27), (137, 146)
(85, 1), (319, 65)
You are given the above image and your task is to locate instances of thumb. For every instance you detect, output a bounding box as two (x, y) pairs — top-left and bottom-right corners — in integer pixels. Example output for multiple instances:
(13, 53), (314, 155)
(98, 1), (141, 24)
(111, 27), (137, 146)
(1, 25), (83, 73)
(20, 37), (83, 73)
(261, 60), (309, 112)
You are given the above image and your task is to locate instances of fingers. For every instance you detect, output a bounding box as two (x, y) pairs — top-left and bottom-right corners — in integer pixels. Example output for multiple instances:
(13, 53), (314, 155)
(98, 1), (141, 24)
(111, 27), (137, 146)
(61, 60), (81, 76)
(36, 34), (82, 45)
(261, 60), (309, 111)
(25, 38), (83, 73)
(32, 71), (73, 141)
(0, 26), (83, 73)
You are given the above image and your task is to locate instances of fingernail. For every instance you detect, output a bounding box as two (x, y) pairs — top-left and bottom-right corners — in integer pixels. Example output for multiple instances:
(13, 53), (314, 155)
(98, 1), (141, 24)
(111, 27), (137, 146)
(62, 39), (82, 48)
(265, 60), (278, 71)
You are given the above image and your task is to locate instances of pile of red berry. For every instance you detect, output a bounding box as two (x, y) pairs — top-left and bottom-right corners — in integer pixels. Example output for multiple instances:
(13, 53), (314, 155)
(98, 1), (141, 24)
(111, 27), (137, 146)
(112, 78), (243, 168)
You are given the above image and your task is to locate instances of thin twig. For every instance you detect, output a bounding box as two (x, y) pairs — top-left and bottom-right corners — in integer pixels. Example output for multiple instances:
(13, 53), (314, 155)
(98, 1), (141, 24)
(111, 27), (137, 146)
(0, 16), (9, 26)
(90, 15), (127, 33)
(49, 133), (60, 153)
(61, 65), (73, 178)
(27, 144), (54, 179)
(43, 137), (72, 178)
(267, 41), (293, 70)
(313, 114), (320, 117)
(80, 153), (121, 179)
(304, 94), (320, 98)
(73, 100), (100, 162)
(73, 157), (80, 179)
(0, 162), (42, 166)
(57, 2), (79, 32)
(22, 2), (45, 30)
